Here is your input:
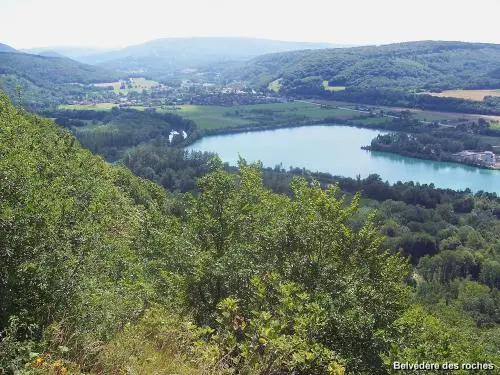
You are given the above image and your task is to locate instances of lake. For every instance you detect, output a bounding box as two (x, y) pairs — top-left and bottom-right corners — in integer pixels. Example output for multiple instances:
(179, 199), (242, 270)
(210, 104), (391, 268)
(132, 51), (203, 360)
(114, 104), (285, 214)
(187, 125), (500, 194)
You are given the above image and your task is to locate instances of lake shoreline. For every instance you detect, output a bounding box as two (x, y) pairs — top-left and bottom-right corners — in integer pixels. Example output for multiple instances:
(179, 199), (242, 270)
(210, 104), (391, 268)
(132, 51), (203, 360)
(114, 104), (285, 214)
(186, 124), (500, 194)
(361, 145), (500, 172)
(181, 119), (393, 148)
(183, 121), (500, 173)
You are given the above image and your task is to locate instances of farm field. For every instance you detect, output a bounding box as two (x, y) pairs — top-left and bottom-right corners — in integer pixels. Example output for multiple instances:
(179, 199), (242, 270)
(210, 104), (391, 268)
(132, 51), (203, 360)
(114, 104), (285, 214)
(411, 109), (500, 123)
(59, 98), (500, 133)
(130, 77), (159, 89)
(312, 99), (500, 123)
(352, 117), (392, 126)
(156, 102), (368, 129)
(322, 81), (346, 91)
(157, 105), (254, 129)
(60, 99), (500, 132)
(425, 89), (500, 101)
(92, 77), (159, 94)
(93, 81), (122, 91)
(60, 101), (373, 130)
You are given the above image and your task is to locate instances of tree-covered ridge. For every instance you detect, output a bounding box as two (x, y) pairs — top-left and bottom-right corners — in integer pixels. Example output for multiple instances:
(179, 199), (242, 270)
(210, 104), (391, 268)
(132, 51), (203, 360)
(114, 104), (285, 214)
(1, 91), (499, 373)
(90, 37), (340, 80)
(46, 107), (197, 161)
(0, 52), (123, 110)
(226, 41), (500, 92)
(0, 52), (120, 85)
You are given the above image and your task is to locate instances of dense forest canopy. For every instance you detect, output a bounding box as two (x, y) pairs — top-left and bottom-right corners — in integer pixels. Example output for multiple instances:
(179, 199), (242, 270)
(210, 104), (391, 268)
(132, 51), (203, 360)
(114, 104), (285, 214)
(0, 52), (122, 110)
(223, 41), (500, 92)
(1, 87), (499, 373)
(0, 52), (120, 85)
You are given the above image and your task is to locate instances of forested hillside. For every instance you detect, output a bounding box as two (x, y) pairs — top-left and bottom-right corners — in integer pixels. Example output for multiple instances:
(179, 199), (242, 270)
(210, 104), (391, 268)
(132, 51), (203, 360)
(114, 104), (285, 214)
(1, 91), (499, 373)
(0, 52), (121, 110)
(90, 37), (340, 79)
(0, 52), (120, 85)
(226, 41), (500, 92)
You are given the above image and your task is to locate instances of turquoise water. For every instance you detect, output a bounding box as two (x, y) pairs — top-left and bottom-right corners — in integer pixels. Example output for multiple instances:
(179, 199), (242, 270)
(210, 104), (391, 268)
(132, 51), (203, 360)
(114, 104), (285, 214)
(187, 125), (500, 194)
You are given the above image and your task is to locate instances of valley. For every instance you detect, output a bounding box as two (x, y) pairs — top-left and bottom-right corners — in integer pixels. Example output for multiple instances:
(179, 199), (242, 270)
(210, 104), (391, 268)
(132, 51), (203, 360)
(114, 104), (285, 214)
(0, 26), (499, 375)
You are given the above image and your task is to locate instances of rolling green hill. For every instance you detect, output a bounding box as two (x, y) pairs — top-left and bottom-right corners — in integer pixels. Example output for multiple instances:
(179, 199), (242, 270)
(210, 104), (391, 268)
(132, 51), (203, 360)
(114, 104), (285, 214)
(90, 37), (345, 81)
(0, 52), (121, 109)
(224, 41), (500, 92)
(0, 52), (120, 85)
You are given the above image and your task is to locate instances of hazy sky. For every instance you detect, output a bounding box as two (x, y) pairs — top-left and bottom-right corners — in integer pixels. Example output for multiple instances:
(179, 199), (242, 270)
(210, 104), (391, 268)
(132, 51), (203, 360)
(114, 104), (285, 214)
(1, 0), (499, 49)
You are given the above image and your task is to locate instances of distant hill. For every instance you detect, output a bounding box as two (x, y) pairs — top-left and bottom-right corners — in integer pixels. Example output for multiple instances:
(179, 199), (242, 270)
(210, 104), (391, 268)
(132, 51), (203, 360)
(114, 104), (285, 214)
(37, 50), (66, 58)
(222, 41), (500, 92)
(0, 43), (16, 53)
(85, 37), (347, 80)
(21, 46), (118, 61)
(0, 52), (120, 85)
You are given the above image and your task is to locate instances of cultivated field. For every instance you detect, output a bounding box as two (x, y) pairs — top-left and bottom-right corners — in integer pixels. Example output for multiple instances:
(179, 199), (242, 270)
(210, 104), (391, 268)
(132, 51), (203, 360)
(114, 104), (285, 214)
(59, 101), (374, 130)
(157, 102), (368, 129)
(314, 99), (500, 124)
(130, 77), (159, 89)
(92, 77), (159, 94)
(93, 81), (122, 91)
(60, 99), (500, 132)
(59, 103), (117, 111)
(426, 89), (500, 101)
(322, 81), (346, 92)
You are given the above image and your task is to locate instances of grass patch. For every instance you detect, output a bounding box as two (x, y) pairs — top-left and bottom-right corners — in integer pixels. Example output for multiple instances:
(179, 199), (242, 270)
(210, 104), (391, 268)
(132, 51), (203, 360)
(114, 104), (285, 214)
(93, 307), (215, 374)
(159, 105), (254, 129)
(59, 101), (373, 130)
(268, 79), (281, 93)
(490, 121), (500, 130)
(352, 117), (392, 126)
(130, 77), (159, 89)
(322, 81), (346, 92)
(412, 111), (456, 122)
(92, 77), (159, 94)
(93, 81), (122, 92)
(159, 102), (367, 129)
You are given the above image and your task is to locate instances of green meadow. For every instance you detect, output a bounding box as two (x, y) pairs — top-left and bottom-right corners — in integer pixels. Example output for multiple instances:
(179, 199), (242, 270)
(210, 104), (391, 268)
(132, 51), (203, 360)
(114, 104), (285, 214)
(60, 101), (374, 130)
(322, 81), (346, 92)
(92, 77), (159, 94)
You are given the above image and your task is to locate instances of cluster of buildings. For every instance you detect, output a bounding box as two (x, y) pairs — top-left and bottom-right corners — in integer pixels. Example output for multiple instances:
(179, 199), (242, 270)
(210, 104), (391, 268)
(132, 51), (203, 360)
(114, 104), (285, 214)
(453, 150), (498, 167)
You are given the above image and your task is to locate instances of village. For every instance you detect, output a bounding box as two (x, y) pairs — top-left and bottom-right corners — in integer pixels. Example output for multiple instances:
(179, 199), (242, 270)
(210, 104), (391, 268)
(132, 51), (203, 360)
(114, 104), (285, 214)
(69, 78), (282, 108)
(453, 150), (500, 169)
